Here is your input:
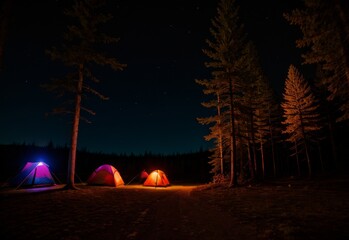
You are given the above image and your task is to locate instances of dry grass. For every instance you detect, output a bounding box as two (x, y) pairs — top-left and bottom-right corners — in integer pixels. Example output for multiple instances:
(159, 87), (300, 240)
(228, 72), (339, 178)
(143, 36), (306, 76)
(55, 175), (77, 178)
(1, 177), (349, 240)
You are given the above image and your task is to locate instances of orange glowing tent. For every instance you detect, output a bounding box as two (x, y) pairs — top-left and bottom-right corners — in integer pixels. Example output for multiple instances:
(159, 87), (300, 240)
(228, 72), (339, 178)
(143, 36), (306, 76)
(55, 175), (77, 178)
(87, 164), (124, 187)
(143, 169), (170, 187)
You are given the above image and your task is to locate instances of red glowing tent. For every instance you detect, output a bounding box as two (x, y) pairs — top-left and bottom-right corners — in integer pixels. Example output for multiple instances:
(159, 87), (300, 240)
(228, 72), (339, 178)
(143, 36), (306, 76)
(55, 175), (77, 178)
(87, 164), (124, 187)
(9, 162), (56, 189)
(143, 169), (170, 187)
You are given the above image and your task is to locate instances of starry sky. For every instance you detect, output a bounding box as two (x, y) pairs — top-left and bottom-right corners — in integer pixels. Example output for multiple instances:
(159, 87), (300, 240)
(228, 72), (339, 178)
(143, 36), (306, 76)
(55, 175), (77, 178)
(0, 0), (303, 155)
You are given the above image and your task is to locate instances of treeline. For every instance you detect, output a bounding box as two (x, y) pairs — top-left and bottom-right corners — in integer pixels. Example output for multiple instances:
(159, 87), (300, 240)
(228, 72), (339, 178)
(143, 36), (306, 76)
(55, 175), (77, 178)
(197, 0), (349, 185)
(0, 143), (211, 184)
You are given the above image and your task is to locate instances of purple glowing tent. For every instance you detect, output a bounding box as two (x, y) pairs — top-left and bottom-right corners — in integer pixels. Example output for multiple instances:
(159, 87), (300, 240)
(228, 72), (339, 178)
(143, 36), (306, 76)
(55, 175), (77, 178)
(10, 162), (56, 189)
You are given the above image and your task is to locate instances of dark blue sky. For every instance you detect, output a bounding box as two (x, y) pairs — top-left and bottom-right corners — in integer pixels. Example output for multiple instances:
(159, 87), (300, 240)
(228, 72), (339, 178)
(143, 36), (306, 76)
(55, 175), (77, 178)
(0, 0), (302, 155)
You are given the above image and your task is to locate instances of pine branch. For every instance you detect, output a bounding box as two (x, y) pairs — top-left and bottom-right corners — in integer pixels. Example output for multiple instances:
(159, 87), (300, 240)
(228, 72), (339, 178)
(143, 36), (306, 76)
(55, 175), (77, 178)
(81, 106), (96, 116)
(83, 85), (109, 100)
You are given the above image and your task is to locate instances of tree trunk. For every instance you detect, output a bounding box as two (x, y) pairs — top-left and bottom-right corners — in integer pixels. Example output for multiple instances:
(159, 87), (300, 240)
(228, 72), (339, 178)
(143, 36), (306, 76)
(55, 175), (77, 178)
(317, 142), (324, 173)
(299, 112), (311, 177)
(0, 0), (12, 69)
(228, 78), (237, 187)
(237, 124), (247, 180)
(247, 139), (252, 177)
(304, 139), (312, 177)
(239, 142), (244, 179)
(65, 63), (83, 190)
(250, 110), (258, 178)
(327, 106), (338, 170)
(268, 106), (276, 177)
(246, 134), (254, 180)
(295, 141), (301, 177)
(260, 140), (265, 179)
(218, 131), (224, 175)
(217, 92), (224, 175)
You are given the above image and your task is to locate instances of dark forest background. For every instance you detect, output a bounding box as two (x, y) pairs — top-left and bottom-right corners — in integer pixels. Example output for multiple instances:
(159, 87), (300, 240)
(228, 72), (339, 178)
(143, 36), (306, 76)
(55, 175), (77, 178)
(1, 127), (348, 186)
(0, 143), (211, 185)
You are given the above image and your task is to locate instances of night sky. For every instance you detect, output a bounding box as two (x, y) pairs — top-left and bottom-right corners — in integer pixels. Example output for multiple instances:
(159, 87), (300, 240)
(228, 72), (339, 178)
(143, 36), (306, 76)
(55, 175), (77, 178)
(0, 0), (303, 155)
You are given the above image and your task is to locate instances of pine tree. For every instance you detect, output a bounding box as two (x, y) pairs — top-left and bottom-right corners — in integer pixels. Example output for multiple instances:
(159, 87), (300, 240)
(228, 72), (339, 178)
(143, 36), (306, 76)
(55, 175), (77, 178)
(238, 42), (281, 179)
(44, 0), (126, 189)
(237, 43), (258, 180)
(313, 66), (338, 169)
(284, 0), (349, 122)
(265, 87), (283, 177)
(196, 78), (227, 176)
(202, 0), (247, 187)
(253, 71), (283, 178)
(253, 76), (281, 178)
(281, 65), (321, 177)
(0, 0), (12, 69)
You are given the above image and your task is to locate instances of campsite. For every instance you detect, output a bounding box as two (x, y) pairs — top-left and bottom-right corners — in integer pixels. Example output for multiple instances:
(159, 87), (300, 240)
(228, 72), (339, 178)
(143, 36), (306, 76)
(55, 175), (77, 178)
(1, 176), (349, 240)
(1, 143), (349, 239)
(1, 153), (349, 239)
(1, 0), (349, 239)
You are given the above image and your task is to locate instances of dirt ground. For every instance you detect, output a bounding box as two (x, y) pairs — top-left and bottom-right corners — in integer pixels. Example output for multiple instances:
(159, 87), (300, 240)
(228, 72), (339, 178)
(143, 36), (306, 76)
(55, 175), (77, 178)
(1, 176), (349, 240)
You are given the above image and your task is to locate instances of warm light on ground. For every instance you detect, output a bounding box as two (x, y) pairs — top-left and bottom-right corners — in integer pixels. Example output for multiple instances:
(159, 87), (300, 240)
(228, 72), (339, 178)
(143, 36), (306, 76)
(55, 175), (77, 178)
(0, 184), (200, 195)
(123, 184), (197, 191)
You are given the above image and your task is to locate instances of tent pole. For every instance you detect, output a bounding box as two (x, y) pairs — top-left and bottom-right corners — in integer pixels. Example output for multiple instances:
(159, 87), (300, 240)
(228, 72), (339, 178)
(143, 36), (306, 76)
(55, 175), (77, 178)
(51, 171), (62, 184)
(155, 170), (159, 188)
(126, 173), (139, 185)
(75, 173), (83, 184)
(16, 167), (37, 190)
(32, 167), (37, 186)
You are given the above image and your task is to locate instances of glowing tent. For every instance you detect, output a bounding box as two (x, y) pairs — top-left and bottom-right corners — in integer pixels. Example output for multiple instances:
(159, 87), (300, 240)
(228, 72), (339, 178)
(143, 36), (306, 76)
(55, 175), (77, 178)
(87, 164), (124, 187)
(143, 169), (170, 187)
(10, 162), (56, 189)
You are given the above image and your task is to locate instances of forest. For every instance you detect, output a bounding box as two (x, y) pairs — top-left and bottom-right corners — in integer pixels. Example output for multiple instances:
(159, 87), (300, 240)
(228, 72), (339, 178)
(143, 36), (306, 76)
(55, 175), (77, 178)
(196, 0), (349, 186)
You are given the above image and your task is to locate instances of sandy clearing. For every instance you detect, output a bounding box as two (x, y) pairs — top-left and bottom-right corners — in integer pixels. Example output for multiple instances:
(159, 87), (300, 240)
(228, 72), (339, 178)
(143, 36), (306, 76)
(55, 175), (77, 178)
(2, 184), (244, 240)
(2, 178), (349, 240)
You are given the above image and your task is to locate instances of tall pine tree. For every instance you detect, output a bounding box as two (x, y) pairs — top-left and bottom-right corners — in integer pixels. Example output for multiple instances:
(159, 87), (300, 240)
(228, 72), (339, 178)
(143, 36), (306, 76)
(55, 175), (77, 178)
(201, 0), (247, 187)
(0, 0), (12, 70)
(44, 0), (126, 189)
(281, 65), (321, 177)
(284, 0), (349, 122)
(196, 78), (227, 176)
